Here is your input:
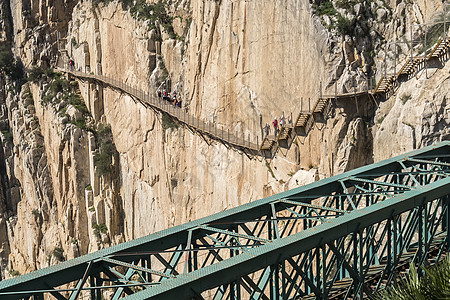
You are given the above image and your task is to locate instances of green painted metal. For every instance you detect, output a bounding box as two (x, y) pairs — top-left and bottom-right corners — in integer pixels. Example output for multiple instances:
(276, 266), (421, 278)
(124, 178), (450, 299)
(101, 258), (172, 278)
(0, 142), (449, 299)
(279, 198), (350, 214)
(198, 225), (270, 243)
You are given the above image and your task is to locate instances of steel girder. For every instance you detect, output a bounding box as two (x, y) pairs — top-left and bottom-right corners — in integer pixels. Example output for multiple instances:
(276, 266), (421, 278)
(0, 142), (450, 299)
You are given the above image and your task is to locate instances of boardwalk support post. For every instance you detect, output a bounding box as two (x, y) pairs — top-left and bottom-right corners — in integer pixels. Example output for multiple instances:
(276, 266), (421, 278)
(425, 27), (428, 78)
(320, 81), (322, 99)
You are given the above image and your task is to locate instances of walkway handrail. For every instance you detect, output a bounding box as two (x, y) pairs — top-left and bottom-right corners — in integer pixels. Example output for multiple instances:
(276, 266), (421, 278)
(57, 63), (374, 158)
(57, 64), (261, 154)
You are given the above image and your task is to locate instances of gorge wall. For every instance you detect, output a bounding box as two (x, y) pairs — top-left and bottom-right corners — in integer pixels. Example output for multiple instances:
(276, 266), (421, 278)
(0, 0), (449, 278)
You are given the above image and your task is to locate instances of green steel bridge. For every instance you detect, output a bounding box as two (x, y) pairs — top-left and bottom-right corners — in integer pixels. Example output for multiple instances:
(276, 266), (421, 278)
(1, 142), (450, 299)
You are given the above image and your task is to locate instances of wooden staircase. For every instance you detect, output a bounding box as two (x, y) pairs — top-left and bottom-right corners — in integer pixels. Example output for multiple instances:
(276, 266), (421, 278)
(396, 57), (422, 77)
(313, 97), (329, 114)
(426, 38), (449, 60)
(295, 113), (312, 128)
(277, 127), (291, 140)
(259, 137), (276, 151)
(373, 74), (396, 94)
(260, 97), (334, 152)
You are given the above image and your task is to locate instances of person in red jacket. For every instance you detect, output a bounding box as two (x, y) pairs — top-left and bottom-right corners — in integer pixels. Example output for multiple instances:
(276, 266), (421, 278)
(272, 117), (278, 138)
(69, 58), (74, 71)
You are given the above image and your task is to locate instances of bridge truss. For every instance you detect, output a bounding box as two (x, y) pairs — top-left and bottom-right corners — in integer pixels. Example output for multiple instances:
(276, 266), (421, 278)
(1, 142), (450, 299)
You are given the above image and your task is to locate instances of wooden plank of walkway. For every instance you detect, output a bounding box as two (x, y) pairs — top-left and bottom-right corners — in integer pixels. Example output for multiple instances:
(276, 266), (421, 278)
(427, 38), (445, 60)
(396, 57), (422, 77)
(295, 113), (311, 128)
(313, 98), (328, 113)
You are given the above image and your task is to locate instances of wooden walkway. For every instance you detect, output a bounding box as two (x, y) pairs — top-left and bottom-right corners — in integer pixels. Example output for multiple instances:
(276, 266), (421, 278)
(259, 90), (363, 156)
(59, 65), (370, 158)
(55, 34), (449, 158)
(58, 66), (263, 156)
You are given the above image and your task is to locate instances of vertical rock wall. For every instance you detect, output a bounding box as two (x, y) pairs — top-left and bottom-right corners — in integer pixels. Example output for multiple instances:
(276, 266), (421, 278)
(0, 0), (448, 278)
(184, 0), (328, 131)
(63, 0), (377, 244)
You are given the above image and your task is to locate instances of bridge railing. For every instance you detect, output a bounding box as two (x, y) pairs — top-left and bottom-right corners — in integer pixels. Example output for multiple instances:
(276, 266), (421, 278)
(141, 146), (450, 299)
(198, 194), (449, 299)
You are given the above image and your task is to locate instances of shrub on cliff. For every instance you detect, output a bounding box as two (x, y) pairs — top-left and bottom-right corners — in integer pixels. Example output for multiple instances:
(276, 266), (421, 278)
(52, 247), (65, 262)
(94, 124), (116, 176)
(313, 0), (337, 16)
(161, 112), (178, 130)
(27, 66), (55, 83)
(336, 15), (355, 36)
(0, 46), (14, 74)
(92, 0), (177, 40)
(92, 223), (108, 239)
(42, 73), (71, 104)
(0, 45), (24, 82)
(1, 129), (13, 144)
(130, 0), (177, 39)
(41, 73), (93, 130)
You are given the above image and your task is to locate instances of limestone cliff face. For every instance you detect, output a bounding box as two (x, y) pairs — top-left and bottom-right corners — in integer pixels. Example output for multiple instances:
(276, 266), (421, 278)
(372, 0), (450, 160)
(64, 0), (376, 241)
(0, 0), (449, 279)
(0, 79), (106, 275)
(184, 0), (327, 127)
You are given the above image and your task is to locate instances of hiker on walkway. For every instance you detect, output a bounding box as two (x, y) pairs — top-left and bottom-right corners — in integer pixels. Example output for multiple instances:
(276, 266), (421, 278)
(176, 96), (182, 108)
(264, 123), (270, 137)
(280, 113), (285, 128)
(272, 117), (279, 138)
(69, 58), (74, 71)
(157, 88), (162, 98)
(163, 89), (170, 101)
(171, 91), (177, 104)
